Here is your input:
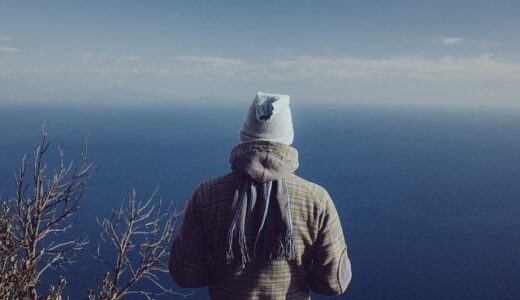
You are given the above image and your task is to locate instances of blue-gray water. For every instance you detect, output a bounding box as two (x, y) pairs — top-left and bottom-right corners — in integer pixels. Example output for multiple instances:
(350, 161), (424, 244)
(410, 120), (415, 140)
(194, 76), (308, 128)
(1, 101), (519, 299)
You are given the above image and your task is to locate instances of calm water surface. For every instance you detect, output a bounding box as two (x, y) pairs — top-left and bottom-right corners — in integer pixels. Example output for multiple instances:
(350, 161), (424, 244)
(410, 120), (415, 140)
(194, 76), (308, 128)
(1, 102), (519, 299)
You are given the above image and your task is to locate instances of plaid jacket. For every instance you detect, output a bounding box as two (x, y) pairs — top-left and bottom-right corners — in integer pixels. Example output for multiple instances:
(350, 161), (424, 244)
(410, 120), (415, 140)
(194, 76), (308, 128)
(169, 142), (351, 299)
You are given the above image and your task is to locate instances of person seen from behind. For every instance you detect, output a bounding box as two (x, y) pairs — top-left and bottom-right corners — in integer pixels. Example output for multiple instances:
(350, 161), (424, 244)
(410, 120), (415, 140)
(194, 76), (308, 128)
(169, 92), (352, 299)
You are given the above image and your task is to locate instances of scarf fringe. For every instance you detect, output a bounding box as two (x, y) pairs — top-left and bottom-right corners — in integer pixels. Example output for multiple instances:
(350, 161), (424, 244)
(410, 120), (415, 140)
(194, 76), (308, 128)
(225, 223), (236, 264)
(225, 177), (296, 268)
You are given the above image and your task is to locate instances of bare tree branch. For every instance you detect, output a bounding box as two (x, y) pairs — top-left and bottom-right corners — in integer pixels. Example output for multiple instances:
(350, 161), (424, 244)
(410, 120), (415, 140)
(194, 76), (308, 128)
(1, 128), (94, 299)
(2, 129), (189, 299)
(89, 189), (185, 299)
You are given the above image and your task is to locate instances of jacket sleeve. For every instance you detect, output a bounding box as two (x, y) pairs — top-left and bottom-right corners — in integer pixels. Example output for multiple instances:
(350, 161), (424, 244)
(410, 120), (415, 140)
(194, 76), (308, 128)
(309, 189), (352, 295)
(169, 185), (210, 288)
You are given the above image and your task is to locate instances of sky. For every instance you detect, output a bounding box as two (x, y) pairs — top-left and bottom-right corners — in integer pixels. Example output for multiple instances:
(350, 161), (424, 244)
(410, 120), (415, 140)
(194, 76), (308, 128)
(0, 0), (519, 106)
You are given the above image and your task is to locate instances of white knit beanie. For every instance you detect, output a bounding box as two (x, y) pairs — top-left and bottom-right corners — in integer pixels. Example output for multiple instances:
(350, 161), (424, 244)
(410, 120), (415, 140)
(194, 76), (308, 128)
(240, 92), (294, 145)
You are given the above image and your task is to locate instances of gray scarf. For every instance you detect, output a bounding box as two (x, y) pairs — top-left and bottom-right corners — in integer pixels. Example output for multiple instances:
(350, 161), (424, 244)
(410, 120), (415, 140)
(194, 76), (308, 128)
(226, 141), (299, 268)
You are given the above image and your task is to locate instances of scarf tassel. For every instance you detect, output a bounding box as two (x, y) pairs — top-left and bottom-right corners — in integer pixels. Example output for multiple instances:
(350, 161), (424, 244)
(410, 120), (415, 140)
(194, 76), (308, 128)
(225, 223), (236, 264)
(225, 177), (296, 268)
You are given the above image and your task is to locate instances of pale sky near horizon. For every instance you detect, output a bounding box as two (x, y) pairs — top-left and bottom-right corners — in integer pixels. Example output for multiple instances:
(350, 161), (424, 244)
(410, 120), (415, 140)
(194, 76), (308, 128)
(0, 0), (519, 106)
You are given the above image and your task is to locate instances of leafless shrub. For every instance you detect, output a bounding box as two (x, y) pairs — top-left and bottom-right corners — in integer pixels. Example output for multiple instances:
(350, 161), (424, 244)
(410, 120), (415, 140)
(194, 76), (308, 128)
(0, 127), (93, 299)
(87, 189), (185, 300)
(1, 129), (187, 299)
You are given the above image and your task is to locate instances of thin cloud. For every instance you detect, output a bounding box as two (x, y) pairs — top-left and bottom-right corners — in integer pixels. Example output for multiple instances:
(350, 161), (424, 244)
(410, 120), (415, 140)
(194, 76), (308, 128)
(10, 51), (520, 82)
(174, 56), (250, 75)
(0, 34), (13, 42)
(72, 52), (141, 62)
(4, 52), (519, 94)
(154, 53), (520, 82)
(71, 51), (519, 81)
(0, 46), (20, 53)
(441, 37), (464, 45)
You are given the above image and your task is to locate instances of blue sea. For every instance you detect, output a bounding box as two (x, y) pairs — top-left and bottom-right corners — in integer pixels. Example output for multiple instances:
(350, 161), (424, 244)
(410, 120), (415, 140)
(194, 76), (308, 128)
(1, 101), (519, 299)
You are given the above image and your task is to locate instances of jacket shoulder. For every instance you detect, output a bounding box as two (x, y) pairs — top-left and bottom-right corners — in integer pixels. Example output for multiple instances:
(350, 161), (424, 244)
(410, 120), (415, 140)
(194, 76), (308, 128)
(190, 172), (240, 205)
(286, 174), (334, 212)
(196, 171), (239, 191)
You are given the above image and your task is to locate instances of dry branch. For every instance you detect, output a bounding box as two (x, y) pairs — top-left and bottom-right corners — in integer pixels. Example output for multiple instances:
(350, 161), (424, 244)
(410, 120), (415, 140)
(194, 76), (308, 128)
(0, 127), (93, 299)
(88, 189), (184, 300)
(1, 129), (188, 299)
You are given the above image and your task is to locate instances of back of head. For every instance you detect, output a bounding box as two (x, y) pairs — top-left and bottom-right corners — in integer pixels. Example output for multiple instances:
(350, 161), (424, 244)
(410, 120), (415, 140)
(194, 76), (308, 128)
(240, 91), (294, 145)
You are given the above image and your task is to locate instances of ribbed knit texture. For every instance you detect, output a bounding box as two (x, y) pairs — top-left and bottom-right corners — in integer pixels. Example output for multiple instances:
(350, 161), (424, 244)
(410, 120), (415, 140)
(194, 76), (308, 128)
(240, 92), (294, 145)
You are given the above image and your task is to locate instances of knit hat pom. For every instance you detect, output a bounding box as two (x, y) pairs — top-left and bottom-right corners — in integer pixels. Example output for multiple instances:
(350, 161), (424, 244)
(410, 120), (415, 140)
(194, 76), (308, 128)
(255, 92), (290, 122)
